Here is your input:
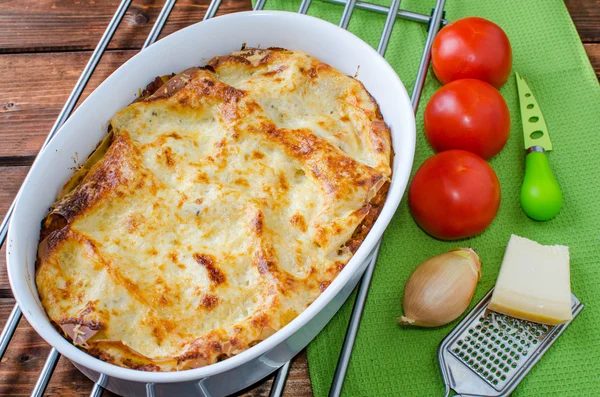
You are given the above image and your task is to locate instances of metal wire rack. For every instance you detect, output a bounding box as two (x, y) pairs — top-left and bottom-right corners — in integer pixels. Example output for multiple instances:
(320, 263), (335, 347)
(0, 0), (447, 396)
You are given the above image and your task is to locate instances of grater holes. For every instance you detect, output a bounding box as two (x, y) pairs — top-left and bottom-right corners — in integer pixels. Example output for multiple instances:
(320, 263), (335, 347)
(501, 375), (507, 381)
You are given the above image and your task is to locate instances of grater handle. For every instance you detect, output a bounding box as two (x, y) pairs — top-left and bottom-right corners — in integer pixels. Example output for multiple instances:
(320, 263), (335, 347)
(443, 385), (451, 397)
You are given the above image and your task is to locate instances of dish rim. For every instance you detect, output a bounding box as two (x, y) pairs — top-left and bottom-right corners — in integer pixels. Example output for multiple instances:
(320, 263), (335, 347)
(7, 10), (416, 383)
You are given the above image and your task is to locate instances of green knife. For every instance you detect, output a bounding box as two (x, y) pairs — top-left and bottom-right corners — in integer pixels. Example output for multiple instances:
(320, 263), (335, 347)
(516, 72), (563, 221)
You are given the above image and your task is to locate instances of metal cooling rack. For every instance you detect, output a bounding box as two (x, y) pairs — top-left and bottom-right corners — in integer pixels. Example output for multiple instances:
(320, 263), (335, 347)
(0, 0), (447, 396)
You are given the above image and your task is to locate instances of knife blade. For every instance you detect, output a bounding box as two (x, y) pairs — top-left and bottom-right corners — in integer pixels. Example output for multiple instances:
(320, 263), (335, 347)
(515, 72), (563, 221)
(516, 72), (553, 150)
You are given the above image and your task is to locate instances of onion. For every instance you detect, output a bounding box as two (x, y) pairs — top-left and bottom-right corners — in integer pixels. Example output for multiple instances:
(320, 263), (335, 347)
(398, 248), (481, 327)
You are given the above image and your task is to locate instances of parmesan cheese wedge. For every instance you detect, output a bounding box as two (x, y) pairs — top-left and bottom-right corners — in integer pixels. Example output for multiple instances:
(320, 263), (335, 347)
(488, 235), (572, 325)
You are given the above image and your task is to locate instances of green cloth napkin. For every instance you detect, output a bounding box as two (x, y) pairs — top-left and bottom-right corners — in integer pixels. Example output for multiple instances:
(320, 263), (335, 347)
(255, 0), (600, 395)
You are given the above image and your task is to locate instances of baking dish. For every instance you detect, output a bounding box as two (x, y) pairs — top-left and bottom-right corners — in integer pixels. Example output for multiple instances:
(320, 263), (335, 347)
(6, 11), (415, 397)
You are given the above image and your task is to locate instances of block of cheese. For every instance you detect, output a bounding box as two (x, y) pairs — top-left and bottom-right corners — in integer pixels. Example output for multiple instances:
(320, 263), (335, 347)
(488, 234), (572, 325)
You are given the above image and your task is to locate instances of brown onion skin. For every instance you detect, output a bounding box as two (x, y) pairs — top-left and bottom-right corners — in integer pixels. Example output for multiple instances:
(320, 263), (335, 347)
(398, 248), (481, 327)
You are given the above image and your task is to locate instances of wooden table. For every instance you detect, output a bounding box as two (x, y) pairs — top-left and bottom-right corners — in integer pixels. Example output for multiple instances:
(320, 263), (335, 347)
(0, 1), (597, 396)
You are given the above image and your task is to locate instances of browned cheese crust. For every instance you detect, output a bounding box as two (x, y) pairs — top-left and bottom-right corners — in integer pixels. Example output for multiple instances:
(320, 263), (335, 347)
(36, 48), (393, 371)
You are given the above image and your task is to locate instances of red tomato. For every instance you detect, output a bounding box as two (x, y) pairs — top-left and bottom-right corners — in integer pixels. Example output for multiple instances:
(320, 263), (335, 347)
(409, 150), (501, 240)
(432, 17), (512, 88)
(424, 79), (510, 160)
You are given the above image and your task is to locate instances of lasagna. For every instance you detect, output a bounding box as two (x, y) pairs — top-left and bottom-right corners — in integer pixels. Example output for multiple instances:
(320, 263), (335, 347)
(36, 48), (392, 371)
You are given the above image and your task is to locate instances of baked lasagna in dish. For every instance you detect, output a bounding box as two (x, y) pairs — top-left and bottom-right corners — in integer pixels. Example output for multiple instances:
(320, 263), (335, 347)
(36, 48), (392, 371)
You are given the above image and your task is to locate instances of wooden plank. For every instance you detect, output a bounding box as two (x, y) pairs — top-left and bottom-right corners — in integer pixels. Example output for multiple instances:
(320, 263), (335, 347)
(0, 50), (137, 161)
(565, 0), (600, 43)
(0, 0), (252, 54)
(584, 43), (600, 76)
(0, 167), (29, 294)
(0, 297), (310, 396)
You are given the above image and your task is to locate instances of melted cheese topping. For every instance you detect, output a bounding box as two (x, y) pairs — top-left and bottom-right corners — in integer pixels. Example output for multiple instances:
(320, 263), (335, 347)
(36, 49), (392, 371)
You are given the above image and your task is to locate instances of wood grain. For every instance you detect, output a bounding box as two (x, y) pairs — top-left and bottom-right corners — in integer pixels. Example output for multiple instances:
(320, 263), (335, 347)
(0, 167), (29, 294)
(565, 0), (600, 42)
(584, 43), (600, 76)
(0, 50), (136, 161)
(0, 0), (252, 54)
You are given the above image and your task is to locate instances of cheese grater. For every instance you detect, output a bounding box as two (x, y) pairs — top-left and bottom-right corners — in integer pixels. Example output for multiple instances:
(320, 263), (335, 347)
(439, 288), (583, 397)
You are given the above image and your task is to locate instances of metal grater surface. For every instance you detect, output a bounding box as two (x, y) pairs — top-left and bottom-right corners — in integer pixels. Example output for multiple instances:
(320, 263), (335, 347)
(439, 288), (583, 397)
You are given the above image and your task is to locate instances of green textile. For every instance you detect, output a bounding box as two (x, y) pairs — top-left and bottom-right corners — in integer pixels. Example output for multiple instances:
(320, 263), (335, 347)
(254, 0), (600, 395)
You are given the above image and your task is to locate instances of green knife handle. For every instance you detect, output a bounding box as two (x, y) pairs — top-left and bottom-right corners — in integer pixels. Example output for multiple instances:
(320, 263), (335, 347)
(520, 146), (563, 221)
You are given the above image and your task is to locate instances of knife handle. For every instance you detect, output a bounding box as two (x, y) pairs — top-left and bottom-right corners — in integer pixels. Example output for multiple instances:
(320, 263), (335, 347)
(520, 146), (563, 221)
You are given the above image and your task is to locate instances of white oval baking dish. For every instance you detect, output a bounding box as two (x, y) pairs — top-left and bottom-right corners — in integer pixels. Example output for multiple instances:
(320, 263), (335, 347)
(7, 10), (415, 397)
